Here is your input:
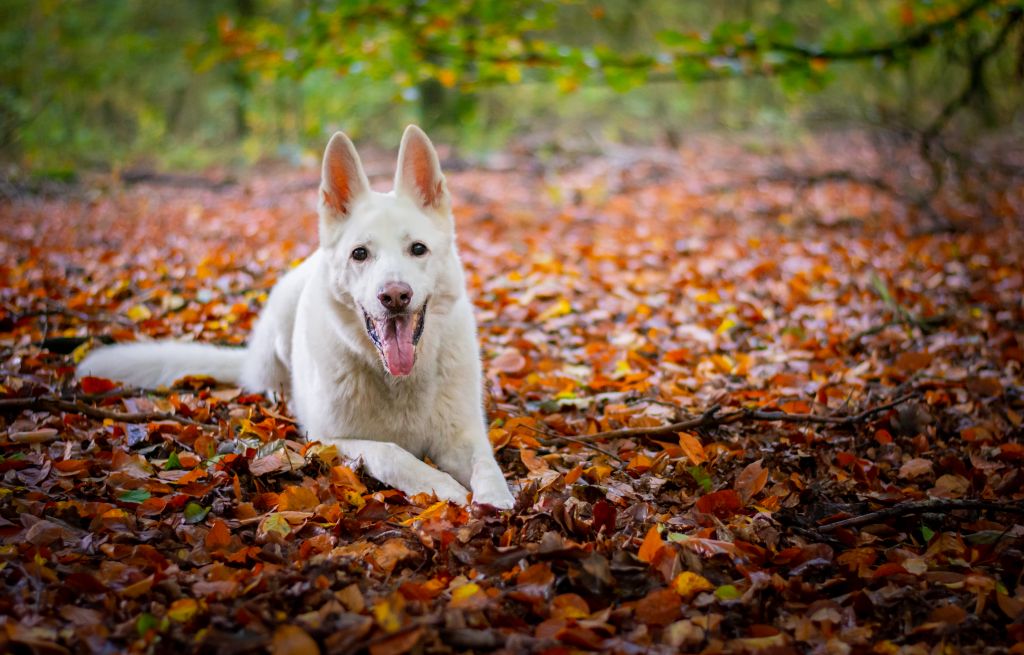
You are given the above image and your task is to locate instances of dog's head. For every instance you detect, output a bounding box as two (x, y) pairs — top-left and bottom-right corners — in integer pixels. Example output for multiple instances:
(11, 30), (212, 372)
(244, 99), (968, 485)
(316, 125), (462, 377)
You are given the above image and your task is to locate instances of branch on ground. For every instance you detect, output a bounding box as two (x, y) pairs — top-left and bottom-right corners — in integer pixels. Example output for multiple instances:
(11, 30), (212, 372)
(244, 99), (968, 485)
(818, 498), (1024, 532)
(0, 396), (203, 426)
(551, 393), (918, 444)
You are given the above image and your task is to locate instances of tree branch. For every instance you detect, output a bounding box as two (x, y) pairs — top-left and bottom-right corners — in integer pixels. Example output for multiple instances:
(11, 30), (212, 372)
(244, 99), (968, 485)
(555, 394), (917, 444)
(764, 0), (997, 62)
(818, 498), (1024, 532)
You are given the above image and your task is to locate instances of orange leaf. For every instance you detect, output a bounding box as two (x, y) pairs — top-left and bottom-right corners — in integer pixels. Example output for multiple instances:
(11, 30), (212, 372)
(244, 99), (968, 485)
(205, 518), (231, 551)
(564, 464), (584, 485)
(678, 432), (706, 465)
(330, 465), (367, 492)
(173, 468), (206, 486)
(520, 448), (550, 474)
(637, 525), (665, 563)
(279, 485), (319, 511)
(551, 593), (590, 620)
(53, 459), (89, 475)
(626, 453), (653, 474)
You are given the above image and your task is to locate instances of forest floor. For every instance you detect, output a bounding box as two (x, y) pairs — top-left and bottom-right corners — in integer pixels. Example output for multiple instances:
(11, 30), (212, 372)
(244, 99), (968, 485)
(1, 135), (1023, 654)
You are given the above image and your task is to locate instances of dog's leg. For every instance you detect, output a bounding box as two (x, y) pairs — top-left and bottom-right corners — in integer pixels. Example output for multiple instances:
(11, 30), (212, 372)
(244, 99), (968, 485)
(332, 439), (470, 504)
(430, 433), (515, 509)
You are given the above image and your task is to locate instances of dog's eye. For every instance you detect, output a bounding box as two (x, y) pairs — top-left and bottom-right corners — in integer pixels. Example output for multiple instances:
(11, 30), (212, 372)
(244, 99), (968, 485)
(410, 242), (428, 257)
(351, 247), (369, 261)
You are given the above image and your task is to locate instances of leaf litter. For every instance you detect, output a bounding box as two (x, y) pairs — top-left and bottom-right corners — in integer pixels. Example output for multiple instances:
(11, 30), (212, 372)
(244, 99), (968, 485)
(1, 145), (1023, 653)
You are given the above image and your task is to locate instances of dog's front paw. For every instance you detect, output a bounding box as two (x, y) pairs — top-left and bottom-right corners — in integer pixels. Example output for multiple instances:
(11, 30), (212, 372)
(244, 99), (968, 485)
(471, 480), (516, 510)
(423, 476), (471, 505)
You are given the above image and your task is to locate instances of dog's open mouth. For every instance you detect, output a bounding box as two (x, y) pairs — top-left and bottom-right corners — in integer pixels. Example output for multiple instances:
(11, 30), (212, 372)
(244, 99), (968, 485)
(363, 301), (427, 376)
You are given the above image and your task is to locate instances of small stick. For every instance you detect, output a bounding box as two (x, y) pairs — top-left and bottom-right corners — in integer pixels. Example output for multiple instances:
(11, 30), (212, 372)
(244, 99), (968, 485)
(818, 498), (1024, 532)
(0, 396), (201, 426)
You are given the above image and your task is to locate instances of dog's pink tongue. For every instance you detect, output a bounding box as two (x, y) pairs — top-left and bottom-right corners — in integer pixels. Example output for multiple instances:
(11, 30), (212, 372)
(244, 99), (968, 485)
(382, 315), (416, 376)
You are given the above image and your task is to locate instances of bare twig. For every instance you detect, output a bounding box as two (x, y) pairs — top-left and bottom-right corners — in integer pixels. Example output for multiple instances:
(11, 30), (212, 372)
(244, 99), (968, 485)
(849, 313), (951, 343)
(818, 498), (1024, 532)
(521, 423), (625, 462)
(557, 394), (916, 443)
(0, 396), (201, 426)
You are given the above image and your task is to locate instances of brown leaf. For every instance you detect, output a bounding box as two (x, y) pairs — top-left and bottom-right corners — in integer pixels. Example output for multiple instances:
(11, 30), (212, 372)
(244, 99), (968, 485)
(370, 538), (418, 575)
(368, 627), (423, 655)
(271, 625), (320, 655)
(735, 458), (769, 502)
(634, 588), (681, 626)
(898, 457), (933, 479)
(249, 449), (306, 476)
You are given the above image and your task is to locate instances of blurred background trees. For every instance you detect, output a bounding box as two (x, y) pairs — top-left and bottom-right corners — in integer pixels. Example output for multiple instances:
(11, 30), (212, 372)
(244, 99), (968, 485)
(1, 0), (1021, 175)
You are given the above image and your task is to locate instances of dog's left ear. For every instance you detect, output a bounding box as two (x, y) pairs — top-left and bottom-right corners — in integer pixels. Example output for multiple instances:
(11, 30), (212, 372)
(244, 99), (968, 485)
(395, 125), (450, 216)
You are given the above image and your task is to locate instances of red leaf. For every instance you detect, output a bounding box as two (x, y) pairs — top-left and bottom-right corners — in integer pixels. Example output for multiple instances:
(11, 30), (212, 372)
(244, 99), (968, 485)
(592, 500), (616, 535)
(695, 489), (743, 518)
(80, 376), (116, 394)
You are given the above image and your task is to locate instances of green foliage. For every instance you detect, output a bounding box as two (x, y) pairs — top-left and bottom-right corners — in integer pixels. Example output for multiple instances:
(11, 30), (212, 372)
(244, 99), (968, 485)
(1, 0), (1021, 170)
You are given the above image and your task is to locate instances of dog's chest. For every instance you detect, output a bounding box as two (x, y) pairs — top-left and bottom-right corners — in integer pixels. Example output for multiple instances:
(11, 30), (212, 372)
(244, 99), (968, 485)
(307, 357), (444, 453)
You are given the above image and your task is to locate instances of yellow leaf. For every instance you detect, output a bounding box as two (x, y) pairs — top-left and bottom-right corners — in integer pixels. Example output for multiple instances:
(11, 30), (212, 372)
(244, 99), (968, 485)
(672, 571), (714, 598)
(258, 512), (292, 538)
(710, 354), (735, 373)
(127, 304), (152, 322)
(583, 464), (611, 483)
(538, 297), (572, 320)
(504, 63), (522, 84)
(340, 488), (365, 510)
(373, 596), (403, 633)
(449, 582), (488, 609)
(71, 340), (93, 364)
(557, 76), (580, 93)
(400, 500), (448, 526)
(167, 598), (199, 622)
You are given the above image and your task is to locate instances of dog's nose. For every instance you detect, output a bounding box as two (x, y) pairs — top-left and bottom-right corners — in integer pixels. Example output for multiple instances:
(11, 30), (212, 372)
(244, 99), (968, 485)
(378, 282), (413, 311)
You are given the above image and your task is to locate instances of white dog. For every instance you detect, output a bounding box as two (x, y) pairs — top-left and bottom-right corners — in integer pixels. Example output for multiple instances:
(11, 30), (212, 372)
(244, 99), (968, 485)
(79, 126), (516, 508)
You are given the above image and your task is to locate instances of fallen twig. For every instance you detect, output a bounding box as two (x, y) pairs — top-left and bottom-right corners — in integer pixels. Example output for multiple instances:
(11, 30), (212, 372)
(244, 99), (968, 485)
(521, 423), (625, 462)
(0, 396), (201, 426)
(556, 394), (916, 443)
(849, 313), (951, 343)
(818, 498), (1024, 532)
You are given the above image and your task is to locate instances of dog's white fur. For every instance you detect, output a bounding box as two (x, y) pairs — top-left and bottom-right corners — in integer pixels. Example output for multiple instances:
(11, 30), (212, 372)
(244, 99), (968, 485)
(78, 126), (515, 508)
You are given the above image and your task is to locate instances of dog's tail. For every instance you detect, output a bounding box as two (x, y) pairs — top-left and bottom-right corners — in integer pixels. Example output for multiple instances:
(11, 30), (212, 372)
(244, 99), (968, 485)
(77, 342), (247, 389)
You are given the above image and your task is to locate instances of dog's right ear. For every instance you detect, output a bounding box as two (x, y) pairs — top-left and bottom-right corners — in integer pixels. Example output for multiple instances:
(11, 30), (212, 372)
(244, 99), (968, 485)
(320, 132), (370, 219)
